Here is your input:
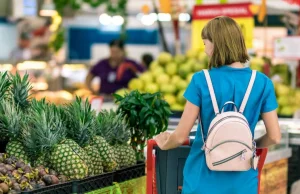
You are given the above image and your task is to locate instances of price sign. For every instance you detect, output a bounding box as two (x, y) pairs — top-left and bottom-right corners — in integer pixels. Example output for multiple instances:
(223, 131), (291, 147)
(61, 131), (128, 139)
(274, 37), (300, 59)
(192, 3), (254, 50)
(90, 96), (104, 113)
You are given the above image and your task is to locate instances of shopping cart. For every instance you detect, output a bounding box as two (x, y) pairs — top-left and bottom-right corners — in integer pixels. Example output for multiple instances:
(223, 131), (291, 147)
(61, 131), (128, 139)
(146, 139), (268, 194)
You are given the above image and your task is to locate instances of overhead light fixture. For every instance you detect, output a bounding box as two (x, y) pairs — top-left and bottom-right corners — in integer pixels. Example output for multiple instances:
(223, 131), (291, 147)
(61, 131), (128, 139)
(112, 15), (124, 26)
(141, 14), (155, 26)
(99, 14), (124, 26)
(40, 0), (56, 16)
(179, 13), (191, 22)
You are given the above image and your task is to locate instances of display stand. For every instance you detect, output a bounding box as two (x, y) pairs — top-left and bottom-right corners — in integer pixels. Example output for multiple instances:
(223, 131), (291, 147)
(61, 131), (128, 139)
(274, 36), (300, 88)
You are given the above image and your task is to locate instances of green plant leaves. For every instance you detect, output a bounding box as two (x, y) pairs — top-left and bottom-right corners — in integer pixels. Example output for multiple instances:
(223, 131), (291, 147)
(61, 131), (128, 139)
(115, 90), (171, 139)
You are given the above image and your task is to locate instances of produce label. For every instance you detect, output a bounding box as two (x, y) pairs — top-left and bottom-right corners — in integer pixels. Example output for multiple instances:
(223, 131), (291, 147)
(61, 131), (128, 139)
(192, 3), (254, 50)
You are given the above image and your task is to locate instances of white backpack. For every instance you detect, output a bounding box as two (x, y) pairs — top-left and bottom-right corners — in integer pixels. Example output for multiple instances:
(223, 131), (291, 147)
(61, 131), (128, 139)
(201, 69), (258, 171)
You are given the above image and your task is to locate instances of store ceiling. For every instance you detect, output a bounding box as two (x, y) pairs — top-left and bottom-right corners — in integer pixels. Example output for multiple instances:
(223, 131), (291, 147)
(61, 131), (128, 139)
(124, 0), (300, 14)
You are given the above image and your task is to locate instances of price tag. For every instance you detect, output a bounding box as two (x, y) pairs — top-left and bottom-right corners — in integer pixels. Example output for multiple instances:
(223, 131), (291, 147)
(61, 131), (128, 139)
(90, 96), (104, 113)
(274, 36), (300, 59)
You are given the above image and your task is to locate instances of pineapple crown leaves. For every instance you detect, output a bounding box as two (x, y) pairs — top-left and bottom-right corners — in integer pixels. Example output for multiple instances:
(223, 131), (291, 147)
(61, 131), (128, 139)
(10, 72), (33, 111)
(114, 90), (172, 139)
(96, 109), (131, 145)
(0, 99), (23, 141)
(22, 99), (66, 159)
(64, 96), (97, 147)
(0, 72), (11, 101)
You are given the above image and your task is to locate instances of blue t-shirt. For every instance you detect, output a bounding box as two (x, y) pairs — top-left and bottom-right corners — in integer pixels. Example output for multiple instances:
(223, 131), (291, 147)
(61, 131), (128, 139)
(182, 66), (278, 194)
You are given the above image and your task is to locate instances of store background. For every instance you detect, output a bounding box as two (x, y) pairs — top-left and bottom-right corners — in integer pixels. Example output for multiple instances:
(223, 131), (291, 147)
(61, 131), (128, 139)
(0, 1), (299, 194)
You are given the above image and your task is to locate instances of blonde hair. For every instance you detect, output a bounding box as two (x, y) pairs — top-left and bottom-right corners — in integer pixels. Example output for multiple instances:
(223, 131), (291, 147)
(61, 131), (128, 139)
(201, 16), (249, 69)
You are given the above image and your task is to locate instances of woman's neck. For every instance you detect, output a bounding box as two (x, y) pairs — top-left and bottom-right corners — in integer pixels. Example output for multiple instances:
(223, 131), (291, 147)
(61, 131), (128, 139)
(228, 62), (244, 68)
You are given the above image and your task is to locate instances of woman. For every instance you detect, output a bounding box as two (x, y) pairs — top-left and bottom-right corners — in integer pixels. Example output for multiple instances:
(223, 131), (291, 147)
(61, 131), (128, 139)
(86, 39), (144, 95)
(155, 16), (281, 194)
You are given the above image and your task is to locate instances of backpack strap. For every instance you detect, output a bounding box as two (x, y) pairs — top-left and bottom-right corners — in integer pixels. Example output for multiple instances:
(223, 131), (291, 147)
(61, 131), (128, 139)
(203, 70), (220, 115)
(239, 70), (257, 113)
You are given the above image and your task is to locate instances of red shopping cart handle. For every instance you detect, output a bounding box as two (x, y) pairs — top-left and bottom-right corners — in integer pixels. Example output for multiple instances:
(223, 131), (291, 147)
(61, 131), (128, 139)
(147, 139), (190, 170)
(146, 138), (190, 194)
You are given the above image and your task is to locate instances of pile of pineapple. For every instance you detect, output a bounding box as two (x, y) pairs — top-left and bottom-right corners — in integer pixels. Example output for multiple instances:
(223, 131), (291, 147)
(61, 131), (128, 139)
(0, 72), (137, 192)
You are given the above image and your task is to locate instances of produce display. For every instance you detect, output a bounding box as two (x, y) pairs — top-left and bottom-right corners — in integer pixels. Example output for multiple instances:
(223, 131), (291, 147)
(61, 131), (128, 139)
(0, 154), (67, 194)
(31, 90), (73, 105)
(97, 110), (136, 169)
(274, 83), (300, 116)
(0, 71), (142, 193)
(124, 50), (209, 111)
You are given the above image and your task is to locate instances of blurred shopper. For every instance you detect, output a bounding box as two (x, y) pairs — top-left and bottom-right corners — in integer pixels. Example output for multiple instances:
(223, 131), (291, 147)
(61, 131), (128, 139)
(10, 33), (32, 63)
(141, 53), (154, 69)
(155, 16), (281, 194)
(86, 39), (144, 95)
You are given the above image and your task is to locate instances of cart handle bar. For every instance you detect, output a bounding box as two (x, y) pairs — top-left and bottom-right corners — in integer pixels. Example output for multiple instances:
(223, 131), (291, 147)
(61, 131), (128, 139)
(146, 139), (190, 194)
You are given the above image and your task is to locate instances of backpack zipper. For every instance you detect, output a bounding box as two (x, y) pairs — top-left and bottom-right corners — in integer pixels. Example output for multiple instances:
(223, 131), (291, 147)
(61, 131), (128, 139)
(212, 149), (247, 166)
(209, 140), (252, 152)
(206, 116), (249, 139)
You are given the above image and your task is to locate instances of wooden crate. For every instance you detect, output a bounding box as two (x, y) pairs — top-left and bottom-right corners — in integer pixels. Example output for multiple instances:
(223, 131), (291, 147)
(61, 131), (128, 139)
(260, 159), (288, 194)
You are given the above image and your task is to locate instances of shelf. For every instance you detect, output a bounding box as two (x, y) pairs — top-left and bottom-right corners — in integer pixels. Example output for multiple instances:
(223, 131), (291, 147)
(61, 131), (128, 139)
(265, 148), (292, 164)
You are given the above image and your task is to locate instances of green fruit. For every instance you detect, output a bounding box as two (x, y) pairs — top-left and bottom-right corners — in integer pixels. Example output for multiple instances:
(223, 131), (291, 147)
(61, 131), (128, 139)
(156, 74), (170, 85)
(164, 94), (176, 105)
(90, 136), (117, 172)
(6, 141), (30, 164)
(158, 52), (172, 65)
(186, 74), (194, 83)
(139, 72), (153, 83)
(250, 57), (265, 72)
(171, 75), (181, 85)
(277, 96), (289, 106)
(160, 85), (177, 94)
(275, 84), (290, 96)
(151, 67), (164, 79)
(84, 145), (103, 175)
(165, 63), (177, 76)
(150, 61), (160, 71)
(280, 106), (294, 116)
(186, 49), (198, 59)
(177, 90), (186, 105)
(174, 54), (186, 65)
(198, 52), (207, 63)
(176, 79), (188, 91)
(178, 64), (193, 79)
(50, 140), (88, 180)
(171, 103), (184, 111)
(128, 78), (144, 91)
(193, 63), (206, 72)
(145, 83), (159, 93)
(115, 88), (130, 97)
(97, 110), (136, 169)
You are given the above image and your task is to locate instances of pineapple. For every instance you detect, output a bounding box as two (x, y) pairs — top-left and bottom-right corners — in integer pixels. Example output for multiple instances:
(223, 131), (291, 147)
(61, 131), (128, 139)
(0, 72), (12, 142)
(3, 72), (32, 163)
(90, 136), (117, 172)
(97, 110), (136, 169)
(0, 100), (30, 164)
(23, 99), (88, 180)
(63, 97), (104, 175)
(0, 71), (11, 101)
(50, 140), (88, 179)
(10, 72), (32, 111)
(84, 146), (103, 175)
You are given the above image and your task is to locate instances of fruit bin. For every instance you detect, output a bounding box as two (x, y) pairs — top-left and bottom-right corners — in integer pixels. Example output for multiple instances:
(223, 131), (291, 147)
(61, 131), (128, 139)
(72, 172), (114, 194)
(20, 181), (74, 194)
(114, 162), (146, 183)
(146, 139), (268, 194)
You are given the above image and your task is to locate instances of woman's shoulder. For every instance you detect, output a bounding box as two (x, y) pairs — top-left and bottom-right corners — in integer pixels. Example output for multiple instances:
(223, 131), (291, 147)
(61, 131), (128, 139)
(254, 70), (274, 86)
